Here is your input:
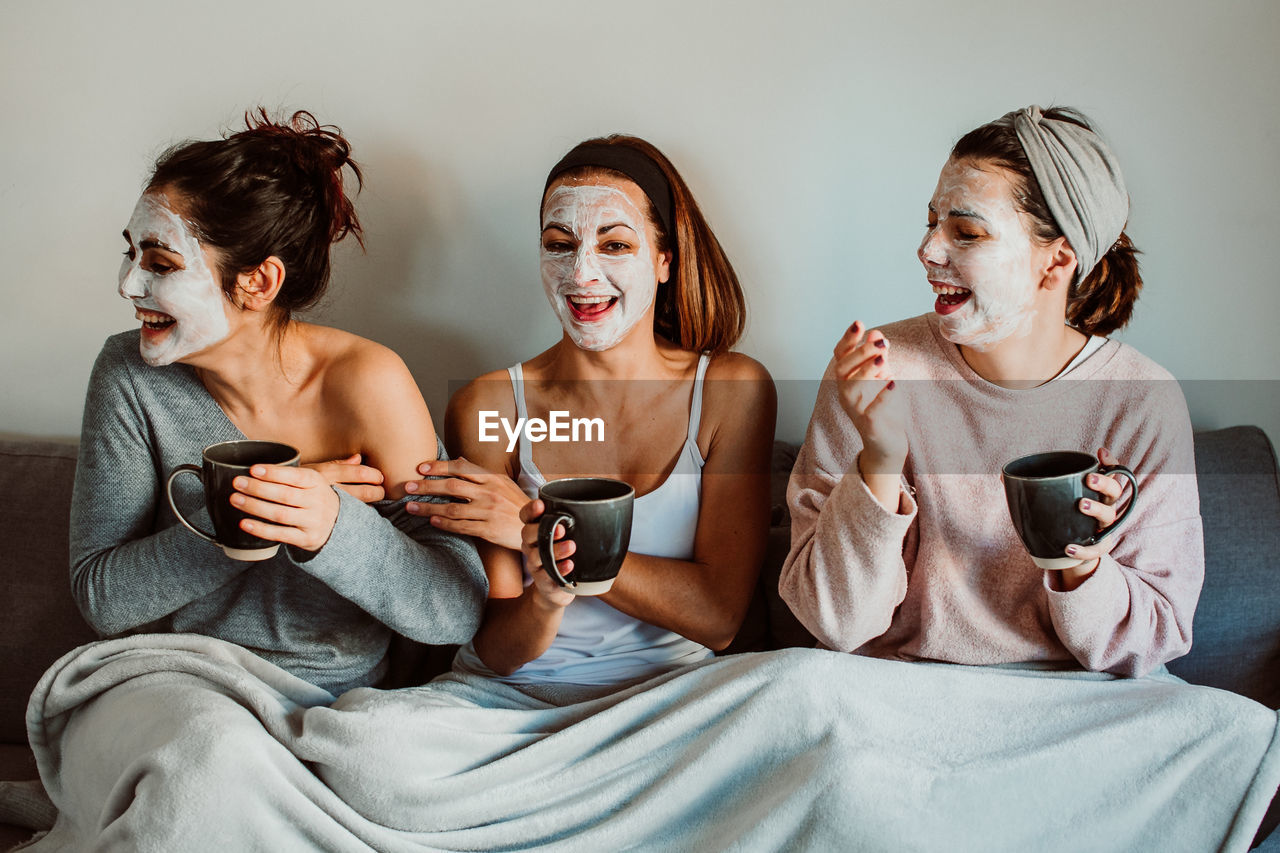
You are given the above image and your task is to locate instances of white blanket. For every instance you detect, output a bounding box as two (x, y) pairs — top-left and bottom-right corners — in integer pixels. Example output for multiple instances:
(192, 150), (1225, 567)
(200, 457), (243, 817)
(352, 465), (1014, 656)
(18, 634), (1280, 852)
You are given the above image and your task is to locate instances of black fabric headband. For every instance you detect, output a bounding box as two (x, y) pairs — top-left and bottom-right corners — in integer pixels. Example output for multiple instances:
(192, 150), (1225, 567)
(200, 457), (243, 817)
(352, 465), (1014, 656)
(544, 143), (675, 237)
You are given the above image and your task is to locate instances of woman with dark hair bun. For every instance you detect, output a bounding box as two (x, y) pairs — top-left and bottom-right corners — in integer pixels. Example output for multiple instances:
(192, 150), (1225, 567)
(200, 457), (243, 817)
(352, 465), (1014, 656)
(782, 106), (1202, 677)
(1, 109), (487, 849)
(71, 109), (487, 691)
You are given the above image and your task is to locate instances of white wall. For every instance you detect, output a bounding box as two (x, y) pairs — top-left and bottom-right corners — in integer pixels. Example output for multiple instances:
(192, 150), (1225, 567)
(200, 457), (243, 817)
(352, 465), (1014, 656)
(3, 0), (1277, 447)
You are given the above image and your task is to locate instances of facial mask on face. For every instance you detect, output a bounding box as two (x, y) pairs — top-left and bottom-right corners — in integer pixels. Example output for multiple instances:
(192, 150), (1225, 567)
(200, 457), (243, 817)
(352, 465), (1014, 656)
(540, 184), (659, 352)
(118, 193), (230, 366)
(919, 161), (1038, 351)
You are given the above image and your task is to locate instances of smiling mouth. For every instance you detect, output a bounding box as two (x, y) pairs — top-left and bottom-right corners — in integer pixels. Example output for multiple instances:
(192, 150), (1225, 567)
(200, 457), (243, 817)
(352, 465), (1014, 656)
(931, 283), (972, 314)
(566, 294), (618, 322)
(135, 309), (177, 331)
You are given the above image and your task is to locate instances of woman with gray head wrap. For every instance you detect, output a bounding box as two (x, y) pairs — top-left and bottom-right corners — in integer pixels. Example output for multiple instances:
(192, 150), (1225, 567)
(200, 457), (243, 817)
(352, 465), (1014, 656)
(785, 105), (1280, 842)
(786, 104), (1204, 683)
(788, 108), (1280, 845)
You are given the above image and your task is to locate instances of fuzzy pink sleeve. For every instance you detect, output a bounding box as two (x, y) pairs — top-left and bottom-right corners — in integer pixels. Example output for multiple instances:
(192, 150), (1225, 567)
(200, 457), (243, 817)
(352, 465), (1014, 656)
(778, 366), (917, 652)
(1044, 384), (1203, 677)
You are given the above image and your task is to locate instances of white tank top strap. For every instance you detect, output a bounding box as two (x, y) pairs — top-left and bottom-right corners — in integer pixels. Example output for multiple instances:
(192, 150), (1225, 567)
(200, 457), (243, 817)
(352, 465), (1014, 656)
(506, 363), (540, 485)
(507, 363), (529, 420)
(686, 352), (711, 450)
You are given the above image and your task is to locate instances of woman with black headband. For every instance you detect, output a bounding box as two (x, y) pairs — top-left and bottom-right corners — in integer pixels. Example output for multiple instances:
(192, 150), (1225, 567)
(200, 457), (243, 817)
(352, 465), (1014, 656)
(782, 106), (1204, 677)
(407, 134), (776, 692)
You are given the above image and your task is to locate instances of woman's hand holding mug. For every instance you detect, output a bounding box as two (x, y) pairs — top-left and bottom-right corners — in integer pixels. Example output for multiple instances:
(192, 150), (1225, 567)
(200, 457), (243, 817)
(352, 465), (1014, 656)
(1063, 447), (1133, 567)
(519, 498), (577, 609)
(231, 464), (341, 553)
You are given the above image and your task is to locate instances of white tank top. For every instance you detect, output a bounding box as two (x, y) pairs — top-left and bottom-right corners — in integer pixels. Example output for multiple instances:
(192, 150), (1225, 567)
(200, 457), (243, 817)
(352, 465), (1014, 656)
(453, 354), (714, 685)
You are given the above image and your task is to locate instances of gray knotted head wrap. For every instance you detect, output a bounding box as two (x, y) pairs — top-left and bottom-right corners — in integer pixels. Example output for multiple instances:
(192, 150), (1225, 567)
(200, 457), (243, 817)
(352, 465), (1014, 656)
(1008, 106), (1128, 284)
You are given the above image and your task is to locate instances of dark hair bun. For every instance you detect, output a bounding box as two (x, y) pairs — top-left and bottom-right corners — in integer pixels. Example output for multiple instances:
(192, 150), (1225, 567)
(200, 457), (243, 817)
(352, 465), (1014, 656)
(148, 108), (364, 324)
(1068, 230), (1142, 337)
(239, 109), (364, 247)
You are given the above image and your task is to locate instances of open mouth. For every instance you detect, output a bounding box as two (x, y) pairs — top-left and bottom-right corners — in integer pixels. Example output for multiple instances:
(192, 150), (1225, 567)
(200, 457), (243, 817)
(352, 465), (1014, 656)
(135, 309), (177, 332)
(566, 294), (618, 322)
(931, 284), (972, 315)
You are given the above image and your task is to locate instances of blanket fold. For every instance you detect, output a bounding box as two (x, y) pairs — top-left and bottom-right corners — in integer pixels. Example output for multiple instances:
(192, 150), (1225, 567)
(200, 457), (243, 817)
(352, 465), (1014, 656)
(19, 634), (1280, 852)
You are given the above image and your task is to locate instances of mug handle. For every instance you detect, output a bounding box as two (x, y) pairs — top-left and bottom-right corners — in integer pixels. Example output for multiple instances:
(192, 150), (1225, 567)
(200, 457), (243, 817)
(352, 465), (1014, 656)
(166, 465), (219, 544)
(537, 512), (576, 589)
(1082, 464), (1139, 546)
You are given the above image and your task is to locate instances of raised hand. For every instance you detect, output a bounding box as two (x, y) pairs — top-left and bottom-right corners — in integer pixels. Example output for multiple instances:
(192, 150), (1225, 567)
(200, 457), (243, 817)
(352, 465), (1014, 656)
(833, 321), (909, 508)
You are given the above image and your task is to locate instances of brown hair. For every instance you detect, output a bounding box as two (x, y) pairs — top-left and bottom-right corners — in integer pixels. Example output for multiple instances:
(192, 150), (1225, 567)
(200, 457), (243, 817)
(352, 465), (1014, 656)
(542, 135), (746, 353)
(148, 109), (363, 326)
(951, 108), (1141, 337)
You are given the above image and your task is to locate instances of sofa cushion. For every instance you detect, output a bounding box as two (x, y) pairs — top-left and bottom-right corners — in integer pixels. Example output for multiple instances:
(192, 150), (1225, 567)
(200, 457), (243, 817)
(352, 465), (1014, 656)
(1166, 426), (1280, 708)
(0, 440), (98, 745)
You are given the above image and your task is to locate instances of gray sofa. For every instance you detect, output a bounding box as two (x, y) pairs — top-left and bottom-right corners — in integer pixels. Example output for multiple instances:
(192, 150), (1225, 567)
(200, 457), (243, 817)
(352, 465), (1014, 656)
(2, 427), (1278, 849)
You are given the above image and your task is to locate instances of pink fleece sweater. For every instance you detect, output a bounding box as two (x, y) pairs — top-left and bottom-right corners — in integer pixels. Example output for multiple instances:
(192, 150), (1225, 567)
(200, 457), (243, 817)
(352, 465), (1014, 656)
(780, 314), (1203, 677)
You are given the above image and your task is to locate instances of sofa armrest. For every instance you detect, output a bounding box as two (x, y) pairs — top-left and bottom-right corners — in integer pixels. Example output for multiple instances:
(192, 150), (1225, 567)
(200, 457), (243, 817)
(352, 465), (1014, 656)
(0, 439), (98, 746)
(1166, 426), (1280, 708)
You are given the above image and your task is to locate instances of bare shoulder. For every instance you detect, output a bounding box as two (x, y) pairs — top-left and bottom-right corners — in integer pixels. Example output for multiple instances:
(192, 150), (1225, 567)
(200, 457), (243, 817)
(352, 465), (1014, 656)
(296, 325), (434, 490)
(698, 351), (777, 458)
(703, 350), (776, 412)
(317, 330), (427, 427)
(444, 366), (519, 472)
(704, 350), (774, 383)
(306, 324), (432, 436)
(315, 328), (416, 388)
(447, 367), (517, 424)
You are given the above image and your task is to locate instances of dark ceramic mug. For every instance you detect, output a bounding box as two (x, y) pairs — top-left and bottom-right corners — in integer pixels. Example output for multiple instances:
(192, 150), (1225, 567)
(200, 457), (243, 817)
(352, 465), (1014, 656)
(166, 440), (301, 562)
(1002, 450), (1139, 570)
(537, 477), (635, 595)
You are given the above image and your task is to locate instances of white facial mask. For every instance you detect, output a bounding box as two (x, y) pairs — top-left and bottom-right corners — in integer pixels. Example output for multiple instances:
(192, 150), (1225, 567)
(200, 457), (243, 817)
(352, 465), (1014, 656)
(119, 193), (230, 366)
(540, 184), (660, 352)
(918, 160), (1039, 351)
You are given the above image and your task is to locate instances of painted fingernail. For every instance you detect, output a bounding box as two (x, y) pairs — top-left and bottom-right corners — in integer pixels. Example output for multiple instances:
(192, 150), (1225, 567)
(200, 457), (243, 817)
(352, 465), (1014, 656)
(874, 355), (884, 366)
(1065, 545), (1079, 556)
(874, 339), (886, 349)
(1080, 499), (1092, 510)
(848, 321), (861, 335)
(887, 380), (896, 390)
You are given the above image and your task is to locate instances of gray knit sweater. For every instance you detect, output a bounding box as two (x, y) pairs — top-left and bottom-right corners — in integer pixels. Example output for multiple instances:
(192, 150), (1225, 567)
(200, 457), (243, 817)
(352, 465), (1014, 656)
(70, 333), (487, 694)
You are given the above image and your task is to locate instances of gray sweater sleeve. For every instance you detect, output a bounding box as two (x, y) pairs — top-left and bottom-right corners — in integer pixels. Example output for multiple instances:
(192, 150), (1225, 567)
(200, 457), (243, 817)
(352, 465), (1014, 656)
(69, 341), (256, 635)
(70, 338), (488, 646)
(287, 463), (488, 645)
